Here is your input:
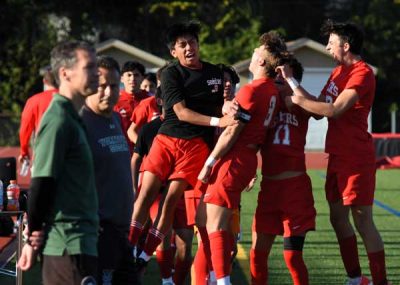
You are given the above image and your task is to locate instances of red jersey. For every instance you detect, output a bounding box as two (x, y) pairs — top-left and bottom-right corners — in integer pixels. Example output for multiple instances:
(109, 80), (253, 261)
(114, 89), (149, 133)
(321, 60), (375, 158)
(234, 77), (279, 148)
(19, 89), (57, 157)
(261, 104), (309, 176)
(130, 96), (160, 131)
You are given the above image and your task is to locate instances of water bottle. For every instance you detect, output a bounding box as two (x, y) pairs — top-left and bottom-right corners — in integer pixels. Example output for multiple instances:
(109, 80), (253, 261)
(20, 158), (30, 177)
(6, 180), (20, 211)
(0, 179), (3, 211)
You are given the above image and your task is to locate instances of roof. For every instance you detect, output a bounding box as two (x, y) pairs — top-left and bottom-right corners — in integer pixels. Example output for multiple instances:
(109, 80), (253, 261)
(233, 37), (377, 75)
(95, 39), (167, 67)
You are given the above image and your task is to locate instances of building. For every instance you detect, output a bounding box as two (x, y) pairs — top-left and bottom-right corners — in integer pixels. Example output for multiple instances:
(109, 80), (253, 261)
(96, 39), (167, 72)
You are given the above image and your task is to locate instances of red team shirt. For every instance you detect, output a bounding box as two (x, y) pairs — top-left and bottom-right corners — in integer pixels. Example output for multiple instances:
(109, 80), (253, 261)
(204, 77), (279, 209)
(322, 60), (375, 159)
(129, 96), (160, 131)
(262, 104), (310, 176)
(19, 89), (57, 157)
(114, 89), (149, 133)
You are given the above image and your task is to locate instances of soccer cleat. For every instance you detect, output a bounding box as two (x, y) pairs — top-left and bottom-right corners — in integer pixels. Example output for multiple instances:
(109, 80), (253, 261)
(135, 256), (148, 276)
(345, 275), (372, 285)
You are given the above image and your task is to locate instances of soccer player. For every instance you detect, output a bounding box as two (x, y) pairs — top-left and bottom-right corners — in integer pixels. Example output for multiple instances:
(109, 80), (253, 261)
(251, 56), (317, 285)
(191, 63), (241, 284)
(196, 31), (284, 284)
(277, 20), (391, 285)
(114, 60), (149, 150)
(127, 65), (168, 145)
(128, 21), (235, 272)
(17, 41), (99, 285)
(81, 55), (138, 284)
(19, 67), (58, 165)
(140, 72), (157, 95)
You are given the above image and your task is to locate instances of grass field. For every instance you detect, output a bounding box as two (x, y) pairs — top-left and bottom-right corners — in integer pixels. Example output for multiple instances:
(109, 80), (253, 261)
(1, 169), (399, 284)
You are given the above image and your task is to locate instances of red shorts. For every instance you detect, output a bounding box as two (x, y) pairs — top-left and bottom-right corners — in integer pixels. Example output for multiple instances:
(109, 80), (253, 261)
(184, 181), (206, 226)
(203, 146), (258, 209)
(325, 155), (376, 206)
(252, 174), (316, 237)
(142, 134), (209, 188)
(149, 192), (192, 230)
(173, 196), (193, 230)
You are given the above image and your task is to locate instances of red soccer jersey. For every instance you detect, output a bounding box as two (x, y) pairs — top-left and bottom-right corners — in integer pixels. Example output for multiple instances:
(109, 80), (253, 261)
(130, 96), (160, 131)
(114, 89), (149, 133)
(321, 60), (375, 158)
(261, 104), (310, 176)
(19, 89), (57, 157)
(234, 77), (279, 147)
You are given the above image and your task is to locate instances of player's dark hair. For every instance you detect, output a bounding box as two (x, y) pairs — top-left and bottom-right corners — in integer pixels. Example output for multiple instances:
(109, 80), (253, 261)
(121, 61), (145, 76)
(278, 52), (304, 83)
(259, 31), (288, 78)
(217, 64), (240, 85)
(165, 21), (200, 50)
(321, 19), (364, 55)
(97, 55), (120, 75)
(143, 72), (157, 86)
(41, 66), (58, 88)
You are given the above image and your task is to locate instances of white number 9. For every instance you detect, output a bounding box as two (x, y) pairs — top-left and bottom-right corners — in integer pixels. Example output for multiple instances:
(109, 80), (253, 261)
(264, 96), (277, 127)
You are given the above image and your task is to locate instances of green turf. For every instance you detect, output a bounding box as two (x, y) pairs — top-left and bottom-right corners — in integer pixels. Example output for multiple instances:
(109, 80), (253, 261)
(1, 169), (399, 284)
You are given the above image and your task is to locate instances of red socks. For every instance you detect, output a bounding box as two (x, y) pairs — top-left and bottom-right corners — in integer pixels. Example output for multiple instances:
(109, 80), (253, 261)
(194, 241), (210, 285)
(283, 250), (309, 285)
(250, 248), (268, 285)
(144, 227), (165, 256)
(338, 235), (361, 278)
(128, 221), (144, 246)
(367, 250), (387, 285)
(156, 249), (173, 279)
(209, 230), (231, 279)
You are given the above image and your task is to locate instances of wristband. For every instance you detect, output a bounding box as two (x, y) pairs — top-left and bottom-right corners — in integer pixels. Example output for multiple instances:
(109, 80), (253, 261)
(286, 77), (300, 90)
(205, 156), (216, 167)
(209, 117), (220, 127)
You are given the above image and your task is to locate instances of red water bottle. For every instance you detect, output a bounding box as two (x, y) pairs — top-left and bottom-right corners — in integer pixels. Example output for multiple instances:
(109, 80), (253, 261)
(6, 180), (20, 211)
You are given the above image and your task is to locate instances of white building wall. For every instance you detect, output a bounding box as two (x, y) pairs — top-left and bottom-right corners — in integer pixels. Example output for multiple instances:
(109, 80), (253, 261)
(301, 68), (332, 150)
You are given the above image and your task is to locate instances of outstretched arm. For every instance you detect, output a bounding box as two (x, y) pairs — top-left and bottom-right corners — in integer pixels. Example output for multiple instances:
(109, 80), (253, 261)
(198, 122), (245, 183)
(276, 64), (359, 119)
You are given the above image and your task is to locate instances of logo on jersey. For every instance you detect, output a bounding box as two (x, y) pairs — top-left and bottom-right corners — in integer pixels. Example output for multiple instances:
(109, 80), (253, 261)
(119, 108), (127, 117)
(326, 81), (339, 97)
(207, 78), (222, 93)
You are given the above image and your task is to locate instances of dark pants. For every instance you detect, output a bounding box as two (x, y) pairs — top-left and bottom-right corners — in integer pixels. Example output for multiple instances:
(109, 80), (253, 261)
(42, 253), (98, 285)
(98, 221), (140, 285)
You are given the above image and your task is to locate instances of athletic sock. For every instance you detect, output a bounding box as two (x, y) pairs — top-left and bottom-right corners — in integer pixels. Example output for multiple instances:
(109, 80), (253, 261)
(198, 227), (213, 271)
(143, 227), (165, 257)
(128, 220), (144, 246)
(367, 250), (388, 285)
(193, 241), (210, 285)
(209, 230), (231, 279)
(217, 275), (230, 285)
(250, 248), (268, 285)
(283, 250), (309, 285)
(173, 255), (192, 285)
(338, 235), (362, 278)
(156, 249), (173, 279)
